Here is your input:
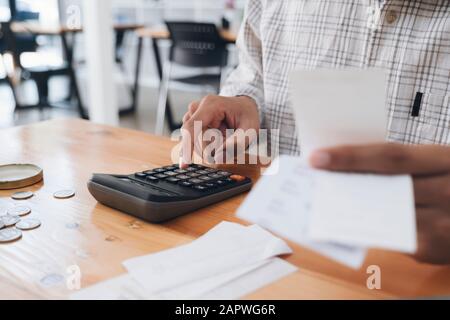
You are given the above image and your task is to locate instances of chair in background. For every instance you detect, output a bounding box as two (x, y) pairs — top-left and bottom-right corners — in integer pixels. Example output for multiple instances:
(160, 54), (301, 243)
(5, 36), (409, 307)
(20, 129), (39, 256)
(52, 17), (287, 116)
(155, 21), (229, 134)
(1, 21), (70, 112)
(0, 22), (19, 107)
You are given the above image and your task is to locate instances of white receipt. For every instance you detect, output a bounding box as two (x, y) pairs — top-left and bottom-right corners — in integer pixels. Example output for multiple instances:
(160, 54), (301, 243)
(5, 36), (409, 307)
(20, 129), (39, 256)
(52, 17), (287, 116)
(309, 170), (417, 253)
(70, 258), (296, 300)
(123, 222), (292, 294)
(71, 222), (297, 300)
(289, 68), (387, 160)
(237, 155), (417, 267)
(237, 156), (367, 269)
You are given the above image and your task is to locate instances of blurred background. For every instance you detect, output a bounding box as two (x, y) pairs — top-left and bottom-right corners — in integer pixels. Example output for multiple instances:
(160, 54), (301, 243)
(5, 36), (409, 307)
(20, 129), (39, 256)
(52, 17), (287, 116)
(0, 0), (244, 135)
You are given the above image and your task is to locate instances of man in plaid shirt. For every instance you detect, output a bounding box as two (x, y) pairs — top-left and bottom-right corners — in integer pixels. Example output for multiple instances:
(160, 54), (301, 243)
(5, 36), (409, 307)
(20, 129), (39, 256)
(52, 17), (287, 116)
(180, 1), (449, 264)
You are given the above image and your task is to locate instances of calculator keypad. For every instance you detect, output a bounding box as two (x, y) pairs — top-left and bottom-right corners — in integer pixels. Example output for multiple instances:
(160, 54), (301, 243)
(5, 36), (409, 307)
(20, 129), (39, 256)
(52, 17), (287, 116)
(134, 164), (247, 193)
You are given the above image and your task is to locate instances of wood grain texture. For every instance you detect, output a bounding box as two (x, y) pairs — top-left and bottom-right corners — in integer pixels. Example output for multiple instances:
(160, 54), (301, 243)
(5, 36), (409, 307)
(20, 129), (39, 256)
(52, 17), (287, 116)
(0, 119), (448, 299)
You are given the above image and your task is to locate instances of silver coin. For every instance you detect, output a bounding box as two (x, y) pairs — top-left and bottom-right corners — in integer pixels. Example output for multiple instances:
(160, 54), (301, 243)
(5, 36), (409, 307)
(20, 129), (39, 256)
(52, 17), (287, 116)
(0, 228), (22, 243)
(53, 189), (75, 199)
(1, 215), (20, 227)
(16, 218), (41, 230)
(11, 191), (34, 200)
(7, 205), (31, 217)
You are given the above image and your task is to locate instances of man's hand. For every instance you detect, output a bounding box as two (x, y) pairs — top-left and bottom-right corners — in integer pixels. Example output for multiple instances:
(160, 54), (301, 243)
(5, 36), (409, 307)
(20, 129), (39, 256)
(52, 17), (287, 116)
(310, 144), (450, 265)
(180, 95), (260, 168)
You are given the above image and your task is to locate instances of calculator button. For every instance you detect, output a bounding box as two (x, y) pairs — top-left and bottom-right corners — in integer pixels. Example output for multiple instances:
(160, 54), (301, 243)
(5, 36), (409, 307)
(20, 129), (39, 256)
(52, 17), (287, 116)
(208, 173), (222, 179)
(205, 183), (217, 188)
(165, 171), (178, 176)
(143, 170), (155, 175)
(166, 177), (181, 183)
(176, 174), (190, 180)
(146, 176), (159, 182)
(154, 173), (168, 179)
(196, 170), (209, 175)
(179, 181), (193, 187)
(154, 168), (166, 173)
(164, 165), (178, 170)
(194, 185), (208, 191)
(198, 176), (212, 181)
(187, 172), (201, 177)
(216, 179), (230, 186)
(204, 168), (218, 173)
(189, 178), (204, 184)
(135, 172), (147, 179)
(230, 175), (246, 182)
(185, 167), (197, 172)
(174, 169), (188, 174)
(217, 171), (232, 177)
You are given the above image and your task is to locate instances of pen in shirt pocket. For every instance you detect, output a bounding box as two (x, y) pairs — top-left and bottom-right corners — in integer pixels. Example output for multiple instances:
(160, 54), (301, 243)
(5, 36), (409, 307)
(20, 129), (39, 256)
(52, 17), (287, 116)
(411, 92), (423, 117)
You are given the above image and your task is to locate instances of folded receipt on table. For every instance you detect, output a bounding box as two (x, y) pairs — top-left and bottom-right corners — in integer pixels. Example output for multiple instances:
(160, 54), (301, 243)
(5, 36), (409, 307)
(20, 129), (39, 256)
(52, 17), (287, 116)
(71, 222), (297, 300)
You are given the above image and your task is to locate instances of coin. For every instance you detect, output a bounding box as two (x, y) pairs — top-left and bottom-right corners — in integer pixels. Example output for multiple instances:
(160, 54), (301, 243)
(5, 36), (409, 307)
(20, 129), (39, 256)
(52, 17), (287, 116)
(7, 205), (31, 217)
(16, 218), (41, 231)
(53, 189), (75, 199)
(1, 215), (20, 227)
(0, 228), (22, 243)
(11, 191), (34, 200)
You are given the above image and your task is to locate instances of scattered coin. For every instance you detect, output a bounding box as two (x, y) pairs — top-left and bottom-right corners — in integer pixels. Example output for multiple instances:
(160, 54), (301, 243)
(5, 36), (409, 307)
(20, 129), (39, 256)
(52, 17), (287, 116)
(65, 222), (80, 229)
(7, 205), (31, 217)
(53, 189), (75, 199)
(15, 218), (41, 231)
(0, 228), (22, 243)
(1, 215), (20, 227)
(11, 191), (34, 200)
(40, 273), (64, 287)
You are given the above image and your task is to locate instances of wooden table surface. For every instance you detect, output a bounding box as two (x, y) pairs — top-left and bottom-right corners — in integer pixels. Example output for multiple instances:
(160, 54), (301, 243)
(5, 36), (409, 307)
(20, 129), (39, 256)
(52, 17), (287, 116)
(136, 26), (237, 43)
(10, 22), (143, 35)
(0, 119), (449, 300)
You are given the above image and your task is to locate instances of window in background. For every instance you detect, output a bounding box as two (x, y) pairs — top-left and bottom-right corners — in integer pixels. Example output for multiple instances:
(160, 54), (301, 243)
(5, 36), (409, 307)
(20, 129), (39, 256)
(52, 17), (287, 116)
(17, 0), (59, 26)
(0, 0), (11, 22)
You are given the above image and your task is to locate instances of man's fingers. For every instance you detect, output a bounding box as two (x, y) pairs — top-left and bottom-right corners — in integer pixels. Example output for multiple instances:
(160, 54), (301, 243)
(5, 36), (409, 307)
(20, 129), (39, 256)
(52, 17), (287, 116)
(413, 207), (450, 265)
(413, 175), (450, 209)
(310, 144), (450, 175)
(180, 99), (224, 167)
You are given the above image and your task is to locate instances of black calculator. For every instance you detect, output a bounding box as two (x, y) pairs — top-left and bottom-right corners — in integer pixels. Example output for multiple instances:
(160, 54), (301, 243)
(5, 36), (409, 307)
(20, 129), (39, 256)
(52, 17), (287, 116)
(87, 164), (252, 223)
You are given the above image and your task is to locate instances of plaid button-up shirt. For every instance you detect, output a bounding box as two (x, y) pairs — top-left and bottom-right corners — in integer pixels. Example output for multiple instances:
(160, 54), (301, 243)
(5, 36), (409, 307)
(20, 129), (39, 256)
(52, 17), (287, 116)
(220, 0), (450, 155)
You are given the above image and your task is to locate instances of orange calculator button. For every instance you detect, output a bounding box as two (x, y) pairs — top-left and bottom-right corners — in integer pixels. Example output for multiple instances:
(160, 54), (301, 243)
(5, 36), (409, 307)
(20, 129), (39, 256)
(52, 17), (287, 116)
(230, 174), (246, 182)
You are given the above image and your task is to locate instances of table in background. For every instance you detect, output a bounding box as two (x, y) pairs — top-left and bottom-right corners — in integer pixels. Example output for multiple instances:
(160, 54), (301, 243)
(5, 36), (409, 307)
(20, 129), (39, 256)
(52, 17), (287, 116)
(10, 22), (144, 119)
(131, 27), (237, 128)
(0, 119), (449, 299)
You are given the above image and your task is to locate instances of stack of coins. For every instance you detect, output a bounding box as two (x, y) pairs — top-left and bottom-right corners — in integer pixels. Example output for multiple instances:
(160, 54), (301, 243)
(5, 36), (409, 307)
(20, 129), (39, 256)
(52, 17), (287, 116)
(0, 188), (75, 244)
(0, 205), (41, 243)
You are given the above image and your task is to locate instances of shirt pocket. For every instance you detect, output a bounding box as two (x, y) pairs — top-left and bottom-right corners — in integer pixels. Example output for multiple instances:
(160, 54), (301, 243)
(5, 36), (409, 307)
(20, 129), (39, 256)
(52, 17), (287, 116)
(415, 92), (450, 145)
